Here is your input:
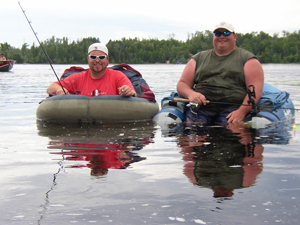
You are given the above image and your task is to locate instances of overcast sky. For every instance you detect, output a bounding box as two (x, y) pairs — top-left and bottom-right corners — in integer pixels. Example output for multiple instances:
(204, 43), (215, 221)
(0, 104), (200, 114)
(2, 0), (300, 49)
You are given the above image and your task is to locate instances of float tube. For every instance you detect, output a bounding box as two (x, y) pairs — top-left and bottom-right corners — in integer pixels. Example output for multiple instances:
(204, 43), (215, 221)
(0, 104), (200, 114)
(37, 64), (159, 124)
(152, 83), (295, 129)
(37, 95), (159, 123)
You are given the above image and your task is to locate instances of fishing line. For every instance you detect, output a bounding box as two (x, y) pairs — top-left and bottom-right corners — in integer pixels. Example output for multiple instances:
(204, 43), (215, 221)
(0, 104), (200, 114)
(18, 2), (66, 94)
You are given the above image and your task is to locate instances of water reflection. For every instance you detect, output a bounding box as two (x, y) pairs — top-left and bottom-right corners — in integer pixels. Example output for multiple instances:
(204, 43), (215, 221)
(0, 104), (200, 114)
(37, 122), (156, 177)
(254, 120), (295, 145)
(163, 117), (294, 145)
(177, 123), (264, 198)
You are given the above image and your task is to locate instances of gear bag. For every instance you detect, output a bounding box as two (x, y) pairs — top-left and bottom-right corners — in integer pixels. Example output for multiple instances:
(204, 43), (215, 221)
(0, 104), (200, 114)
(110, 63), (156, 102)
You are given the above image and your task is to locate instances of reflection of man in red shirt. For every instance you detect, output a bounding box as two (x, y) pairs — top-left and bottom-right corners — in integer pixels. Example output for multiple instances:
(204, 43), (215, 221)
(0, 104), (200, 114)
(51, 140), (147, 176)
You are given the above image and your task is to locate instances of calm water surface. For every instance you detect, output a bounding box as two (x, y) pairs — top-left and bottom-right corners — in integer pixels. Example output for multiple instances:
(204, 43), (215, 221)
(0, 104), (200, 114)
(0, 64), (300, 224)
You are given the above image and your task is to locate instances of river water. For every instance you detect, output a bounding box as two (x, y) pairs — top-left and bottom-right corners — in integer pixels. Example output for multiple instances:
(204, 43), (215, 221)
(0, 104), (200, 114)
(1, 64), (300, 224)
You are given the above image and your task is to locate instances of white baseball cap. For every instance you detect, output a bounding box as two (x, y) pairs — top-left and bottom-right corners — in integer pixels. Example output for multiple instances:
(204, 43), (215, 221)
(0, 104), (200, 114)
(88, 43), (108, 55)
(213, 22), (235, 33)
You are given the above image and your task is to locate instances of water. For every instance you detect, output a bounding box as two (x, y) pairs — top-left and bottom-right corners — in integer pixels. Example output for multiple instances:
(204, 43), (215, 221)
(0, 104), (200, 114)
(1, 64), (300, 224)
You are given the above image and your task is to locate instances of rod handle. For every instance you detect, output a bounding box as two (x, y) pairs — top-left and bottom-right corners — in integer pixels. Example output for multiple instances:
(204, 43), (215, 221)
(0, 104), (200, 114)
(173, 98), (210, 104)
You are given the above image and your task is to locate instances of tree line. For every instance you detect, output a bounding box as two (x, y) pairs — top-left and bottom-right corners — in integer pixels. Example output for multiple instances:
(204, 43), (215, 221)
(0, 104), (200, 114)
(1, 30), (300, 64)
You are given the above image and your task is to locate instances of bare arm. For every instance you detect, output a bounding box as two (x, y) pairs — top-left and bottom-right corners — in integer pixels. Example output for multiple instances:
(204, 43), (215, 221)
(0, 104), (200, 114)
(227, 58), (264, 123)
(46, 82), (69, 95)
(177, 59), (207, 105)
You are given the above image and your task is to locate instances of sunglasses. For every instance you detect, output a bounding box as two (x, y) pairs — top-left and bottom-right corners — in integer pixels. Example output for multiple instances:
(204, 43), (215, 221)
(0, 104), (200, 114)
(214, 31), (233, 37)
(89, 55), (107, 60)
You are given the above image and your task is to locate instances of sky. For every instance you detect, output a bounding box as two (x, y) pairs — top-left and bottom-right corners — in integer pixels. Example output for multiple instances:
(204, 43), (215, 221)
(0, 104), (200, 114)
(1, 0), (300, 49)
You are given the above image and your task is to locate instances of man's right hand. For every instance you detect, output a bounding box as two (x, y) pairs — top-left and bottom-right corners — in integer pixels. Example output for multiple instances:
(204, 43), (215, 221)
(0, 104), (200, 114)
(55, 88), (69, 95)
(188, 91), (207, 105)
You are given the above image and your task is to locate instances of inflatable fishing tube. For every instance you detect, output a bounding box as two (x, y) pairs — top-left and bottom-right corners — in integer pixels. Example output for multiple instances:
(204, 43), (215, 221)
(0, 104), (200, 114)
(36, 95), (159, 123)
(244, 83), (295, 128)
(152, 83), (295, 128)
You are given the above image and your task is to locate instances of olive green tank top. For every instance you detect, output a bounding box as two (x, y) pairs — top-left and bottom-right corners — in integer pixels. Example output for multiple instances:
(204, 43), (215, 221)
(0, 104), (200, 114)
(192, 48), (256, 115)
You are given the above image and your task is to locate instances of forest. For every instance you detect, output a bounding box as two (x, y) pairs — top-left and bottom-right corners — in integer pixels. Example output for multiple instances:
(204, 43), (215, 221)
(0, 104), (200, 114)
(1, 30), (300, 64)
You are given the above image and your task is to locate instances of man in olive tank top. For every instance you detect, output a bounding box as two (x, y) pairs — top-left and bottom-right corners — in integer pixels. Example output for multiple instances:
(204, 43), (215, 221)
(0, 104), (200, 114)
(177, 22), (264, 124)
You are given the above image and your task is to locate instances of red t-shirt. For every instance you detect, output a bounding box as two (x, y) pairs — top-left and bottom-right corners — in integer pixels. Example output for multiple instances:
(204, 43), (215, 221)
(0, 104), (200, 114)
(56, 68), (134, 96)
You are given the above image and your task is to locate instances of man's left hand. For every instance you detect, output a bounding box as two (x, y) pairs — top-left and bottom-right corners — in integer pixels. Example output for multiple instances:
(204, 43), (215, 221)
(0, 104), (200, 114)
(119, 85), (137, 97)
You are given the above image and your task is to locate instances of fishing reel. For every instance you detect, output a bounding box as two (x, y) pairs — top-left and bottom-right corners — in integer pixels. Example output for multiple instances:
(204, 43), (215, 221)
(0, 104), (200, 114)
(187, 102), (201, 117)
(187, 102), (200, 109)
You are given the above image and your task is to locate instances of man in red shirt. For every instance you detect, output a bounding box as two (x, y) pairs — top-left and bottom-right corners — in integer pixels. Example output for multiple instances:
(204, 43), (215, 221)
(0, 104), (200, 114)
(46, 43), (137, 97)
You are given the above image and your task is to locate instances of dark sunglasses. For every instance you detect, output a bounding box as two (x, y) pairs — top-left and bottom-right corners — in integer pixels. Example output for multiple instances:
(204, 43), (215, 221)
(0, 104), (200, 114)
(89, 55), (107, 60)
(214, 31), (233, 37)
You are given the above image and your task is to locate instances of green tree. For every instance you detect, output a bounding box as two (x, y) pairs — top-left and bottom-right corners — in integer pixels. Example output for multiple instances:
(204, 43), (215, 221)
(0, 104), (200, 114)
(2, 29), (300, 64)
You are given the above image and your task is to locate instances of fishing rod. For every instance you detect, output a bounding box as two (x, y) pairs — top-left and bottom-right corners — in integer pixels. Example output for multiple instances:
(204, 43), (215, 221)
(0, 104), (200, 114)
(174, 84), (300, 111)
(18, 2), (66, 95)
(173, 98), (300, 111)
